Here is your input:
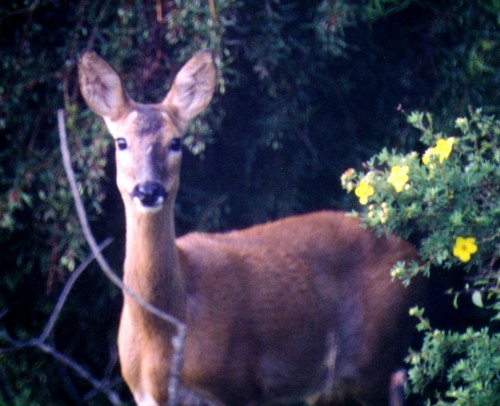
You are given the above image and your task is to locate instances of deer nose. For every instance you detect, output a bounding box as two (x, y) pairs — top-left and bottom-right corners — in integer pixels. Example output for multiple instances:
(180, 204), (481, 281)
(131, 182), (168, 210)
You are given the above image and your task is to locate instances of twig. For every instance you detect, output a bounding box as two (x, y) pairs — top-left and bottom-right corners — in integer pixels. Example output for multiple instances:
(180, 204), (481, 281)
(0, 337), (121, 405)
(168, 324), (186, 406)
(38, 342), (121, 406)
(208, 0), (219, 24)
(0, 239), (122, 405)
(156, 0), (168, 24)
(57, 109), (187, 405)
(84, 345), (121, 403)
(40, 237), (113, 342)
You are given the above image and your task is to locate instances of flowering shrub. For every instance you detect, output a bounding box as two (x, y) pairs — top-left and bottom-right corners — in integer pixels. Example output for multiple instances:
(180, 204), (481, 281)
(341, 109), (499, 404)
(341, 109), (498, 287)
(408, 307), (499, 406)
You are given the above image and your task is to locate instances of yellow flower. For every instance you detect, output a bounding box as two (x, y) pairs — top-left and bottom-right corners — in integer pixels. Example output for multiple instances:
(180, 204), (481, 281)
(388, 165), (409, 193)
(422, 137), (454, 165)
(422, 148), (434, 166)
(354, 180), (374, 205)
(453, 236), (478, 263)
(435, 138), (454, 161)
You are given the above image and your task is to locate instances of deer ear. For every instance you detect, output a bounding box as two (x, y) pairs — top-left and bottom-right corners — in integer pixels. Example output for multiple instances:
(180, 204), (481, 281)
(78, 51), (129, 120)
(162, 50), (216, 126)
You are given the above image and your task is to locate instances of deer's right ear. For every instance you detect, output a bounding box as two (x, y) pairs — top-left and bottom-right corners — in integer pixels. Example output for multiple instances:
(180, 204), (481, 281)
(78, 51), (129, 120)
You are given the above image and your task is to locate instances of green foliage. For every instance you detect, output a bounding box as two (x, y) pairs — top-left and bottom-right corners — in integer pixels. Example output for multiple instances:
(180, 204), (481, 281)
(342, 109), (499, 404)
(419, 0), (499, 114)
(342, 109), (499, 290)
(1, 0), (499, 404)
(407, 308), (500, 405)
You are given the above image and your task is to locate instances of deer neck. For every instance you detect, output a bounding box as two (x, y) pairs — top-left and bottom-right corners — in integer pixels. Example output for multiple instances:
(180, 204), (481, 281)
(123, 202), (186, 323)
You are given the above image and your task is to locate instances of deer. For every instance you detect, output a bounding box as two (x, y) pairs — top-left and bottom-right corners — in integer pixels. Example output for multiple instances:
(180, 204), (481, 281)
(78, 50), (422, 406)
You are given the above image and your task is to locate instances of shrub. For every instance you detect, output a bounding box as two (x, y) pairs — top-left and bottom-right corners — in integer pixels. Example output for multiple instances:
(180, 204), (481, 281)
(342, 108), (499, 404)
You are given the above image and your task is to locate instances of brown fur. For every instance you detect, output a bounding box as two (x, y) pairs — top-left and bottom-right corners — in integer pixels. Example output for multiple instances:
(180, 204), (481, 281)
(79, 50), (421, 405)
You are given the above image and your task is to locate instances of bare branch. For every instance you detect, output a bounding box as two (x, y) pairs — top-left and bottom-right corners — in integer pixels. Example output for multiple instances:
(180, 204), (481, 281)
(0, 239), (122, 405)
(37, 342), (121, 406)
(40, 237), (113, 342)
(208, 0), (219, 24)
(168, 324), (186, 406)
(1, 334), (121, 405)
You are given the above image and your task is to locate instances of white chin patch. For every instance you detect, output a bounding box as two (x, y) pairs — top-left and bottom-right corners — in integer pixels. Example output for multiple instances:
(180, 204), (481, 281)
(132, 197), (164, 214)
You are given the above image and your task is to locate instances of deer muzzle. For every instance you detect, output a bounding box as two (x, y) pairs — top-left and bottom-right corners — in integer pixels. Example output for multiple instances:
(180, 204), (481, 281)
(131, 182), (168, 213)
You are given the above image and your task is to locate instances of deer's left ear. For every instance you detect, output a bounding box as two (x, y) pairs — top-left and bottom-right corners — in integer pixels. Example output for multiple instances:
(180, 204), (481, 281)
(78, 51), (130, 120)
(162, 50), (216, 126)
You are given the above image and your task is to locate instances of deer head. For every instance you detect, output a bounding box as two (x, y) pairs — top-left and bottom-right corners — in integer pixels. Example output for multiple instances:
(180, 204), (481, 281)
(78, 50), (216, 214)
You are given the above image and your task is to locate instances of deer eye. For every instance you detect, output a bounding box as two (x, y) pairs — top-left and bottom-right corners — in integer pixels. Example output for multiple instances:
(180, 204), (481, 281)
(116, 138), (128, 150)
(169, 138), (182, 152)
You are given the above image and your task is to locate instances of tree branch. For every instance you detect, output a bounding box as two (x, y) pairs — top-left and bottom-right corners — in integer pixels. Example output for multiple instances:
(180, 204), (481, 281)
(0, 239), (121, 405)
(39, 237), (113, 342)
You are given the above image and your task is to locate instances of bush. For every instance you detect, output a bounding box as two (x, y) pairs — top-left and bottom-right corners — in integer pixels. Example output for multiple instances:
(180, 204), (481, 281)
(342, 108), (499, 404)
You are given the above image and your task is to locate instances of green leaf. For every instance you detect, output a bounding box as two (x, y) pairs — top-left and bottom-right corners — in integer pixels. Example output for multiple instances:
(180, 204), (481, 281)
(472, 290), (484, 308)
